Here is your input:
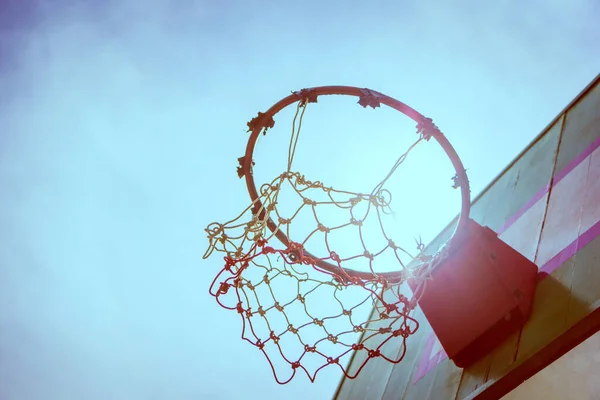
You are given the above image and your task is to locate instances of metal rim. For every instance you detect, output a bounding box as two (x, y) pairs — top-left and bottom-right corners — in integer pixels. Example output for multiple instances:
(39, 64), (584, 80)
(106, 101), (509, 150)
(237, 86), (470, 282)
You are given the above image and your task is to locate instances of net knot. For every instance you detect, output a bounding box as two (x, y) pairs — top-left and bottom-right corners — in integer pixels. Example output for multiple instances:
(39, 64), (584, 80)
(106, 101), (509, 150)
(350, 277), (366, 287)
(236, 303), (245, 314)
(330, 251), (341, 263)
(350, 196), (362, 206)
(304, 345), (316, 353)
(369, 195), (380, 207)
(295, 174), (307, 186)
(350, 218), (362, 226)
(263, 246), (275, 254)
(233, 247), (245, 258)
(393, 328), (410, 338)
(352, 343), (365, 351)
(368, 349), (381, 358)
(301, 255), (317, 265)
(288, 242), (304, 253)
(375, 276), (389, 288)
(218, 282), (230, 295)
(223, 257), (236, 271)
(317, 223), (330, 233)
(287, 242), (305, 263)
(327, 357), (340, 365)
(270, 331), (280, 344)
(385, 303), (398, 314)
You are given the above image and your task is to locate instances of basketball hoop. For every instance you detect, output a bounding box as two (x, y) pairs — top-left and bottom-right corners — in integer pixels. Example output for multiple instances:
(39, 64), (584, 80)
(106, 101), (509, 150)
(203, 86), (470, 383)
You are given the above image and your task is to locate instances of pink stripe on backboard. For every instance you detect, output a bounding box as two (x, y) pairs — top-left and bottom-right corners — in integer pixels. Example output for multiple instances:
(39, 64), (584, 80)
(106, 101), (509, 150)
(498, 135), (600, 236)
(554, 135), (600, 184)
(424, 350), (449, 380)
(413, 135), (600, 382)
(431, 349), (447, 367)
(497, 183), (550, 235)
(413, 333), (436, 382)
(539, 217), (600, 276)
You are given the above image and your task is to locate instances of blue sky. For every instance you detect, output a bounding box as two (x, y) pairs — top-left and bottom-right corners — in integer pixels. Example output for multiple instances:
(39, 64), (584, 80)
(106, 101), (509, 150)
(1, 1), (599, 399)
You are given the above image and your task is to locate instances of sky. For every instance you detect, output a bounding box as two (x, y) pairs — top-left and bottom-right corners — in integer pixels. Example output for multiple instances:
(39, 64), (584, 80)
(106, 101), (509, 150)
(0, 0), (599, 399)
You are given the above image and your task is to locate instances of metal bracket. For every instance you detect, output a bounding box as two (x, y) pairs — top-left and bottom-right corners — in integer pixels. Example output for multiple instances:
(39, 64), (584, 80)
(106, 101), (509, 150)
(293, 88), (319, 105)
(451, 170), (468, 189)
(247, 112), (275, 134)
(416, 117), (439, 141)
(237, 156), (254, 178)
(358, 88), (382, 109)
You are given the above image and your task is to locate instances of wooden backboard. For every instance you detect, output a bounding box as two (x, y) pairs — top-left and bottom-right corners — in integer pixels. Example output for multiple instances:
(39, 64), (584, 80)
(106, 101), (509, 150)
(335, 73), (600, 400)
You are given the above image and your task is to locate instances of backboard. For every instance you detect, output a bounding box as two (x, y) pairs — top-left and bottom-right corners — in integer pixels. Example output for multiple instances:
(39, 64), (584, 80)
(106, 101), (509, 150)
(335, 73), (600, 400)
